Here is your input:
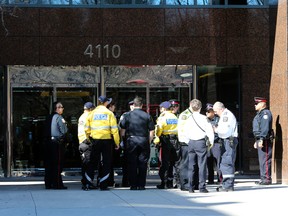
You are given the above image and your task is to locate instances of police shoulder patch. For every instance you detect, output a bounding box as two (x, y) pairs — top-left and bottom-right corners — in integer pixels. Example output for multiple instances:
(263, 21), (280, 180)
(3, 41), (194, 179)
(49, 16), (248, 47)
(223, 117), (228, 122)
(181, 115), (188, 120)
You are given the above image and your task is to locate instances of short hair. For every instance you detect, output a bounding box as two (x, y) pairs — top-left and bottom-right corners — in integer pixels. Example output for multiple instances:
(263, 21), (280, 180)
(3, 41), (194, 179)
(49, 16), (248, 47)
(190, 99), (202, 111)
(213, 101), (225, 110)
(133, 96), (143, 107)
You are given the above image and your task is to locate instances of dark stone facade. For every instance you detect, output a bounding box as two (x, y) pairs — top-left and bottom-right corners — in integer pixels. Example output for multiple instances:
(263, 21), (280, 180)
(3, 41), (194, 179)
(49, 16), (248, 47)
(0, 7), (283, 181)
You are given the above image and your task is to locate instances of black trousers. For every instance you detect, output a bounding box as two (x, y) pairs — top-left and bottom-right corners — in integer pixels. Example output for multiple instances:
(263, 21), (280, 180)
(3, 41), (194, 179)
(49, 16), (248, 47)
(79, 142), (94, 186)
(257, 139), (272, 182)
(207, 142), (222, 183)
(90, 139), (113, 189)
(126, 136), (150, 188)
(158, 136), (177, 185)
(44, 138), (65, 189)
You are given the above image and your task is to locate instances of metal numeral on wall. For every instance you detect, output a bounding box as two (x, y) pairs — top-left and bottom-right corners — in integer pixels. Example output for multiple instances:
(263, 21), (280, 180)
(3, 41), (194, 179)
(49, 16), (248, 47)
(84, 44), (121, 59)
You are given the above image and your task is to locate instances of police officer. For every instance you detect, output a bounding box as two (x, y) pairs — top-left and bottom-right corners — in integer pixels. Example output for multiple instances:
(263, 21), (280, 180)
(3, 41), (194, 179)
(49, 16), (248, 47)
(154, 101), (178, 189)
(205, 103), (222, 184)
(253, 97), (273, 185)
(44, 101), (68, 189)
(169, 99), (180, 117)
(85, 96), (120, 190)
(119, 96), (155, 190)
(118, 100), (134, 187)
(213, 101), (238, 192)
(178, 99), (214, 193)
(78, 102), (97, 190)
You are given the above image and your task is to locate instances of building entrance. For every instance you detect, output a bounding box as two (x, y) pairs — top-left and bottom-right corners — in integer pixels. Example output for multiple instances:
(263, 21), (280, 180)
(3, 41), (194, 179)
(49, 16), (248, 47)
(2, 65), (240, 176)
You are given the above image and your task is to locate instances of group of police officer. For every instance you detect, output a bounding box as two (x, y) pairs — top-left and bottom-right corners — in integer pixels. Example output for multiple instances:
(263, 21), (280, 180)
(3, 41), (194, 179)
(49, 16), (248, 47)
(75, 95), (273, 192)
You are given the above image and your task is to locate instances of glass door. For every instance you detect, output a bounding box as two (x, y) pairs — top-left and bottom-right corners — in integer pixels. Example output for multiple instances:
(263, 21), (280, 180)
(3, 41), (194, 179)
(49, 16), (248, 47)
(12, 87), (97, 171)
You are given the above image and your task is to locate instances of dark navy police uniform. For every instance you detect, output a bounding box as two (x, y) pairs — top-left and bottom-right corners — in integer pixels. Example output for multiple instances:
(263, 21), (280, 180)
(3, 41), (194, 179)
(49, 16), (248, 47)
(44, 109), (68, 189)
(120, 107), (155, 190)
(253, 97), (273, 185)
(207, 114), (221, 184)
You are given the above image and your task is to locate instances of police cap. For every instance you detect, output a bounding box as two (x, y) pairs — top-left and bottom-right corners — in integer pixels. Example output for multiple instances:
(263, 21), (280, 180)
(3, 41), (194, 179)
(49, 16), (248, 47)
(169, 99), (180, 107)
(160, 101), (171, 109)
(254, 97), (267, 104)
(84, 102), (95, 110)
(98, 96), (112, 105)
(205, 103), (214, 111)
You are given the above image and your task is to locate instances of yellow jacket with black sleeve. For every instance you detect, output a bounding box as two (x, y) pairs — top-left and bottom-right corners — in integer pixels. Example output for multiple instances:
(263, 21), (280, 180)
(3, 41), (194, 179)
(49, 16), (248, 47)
(156, 111), (178, 137)
(85, 105), (120, 147)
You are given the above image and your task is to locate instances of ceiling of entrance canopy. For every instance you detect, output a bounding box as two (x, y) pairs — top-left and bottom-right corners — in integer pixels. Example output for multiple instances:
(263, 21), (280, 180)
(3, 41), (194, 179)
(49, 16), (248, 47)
(105, 65), (193, 86)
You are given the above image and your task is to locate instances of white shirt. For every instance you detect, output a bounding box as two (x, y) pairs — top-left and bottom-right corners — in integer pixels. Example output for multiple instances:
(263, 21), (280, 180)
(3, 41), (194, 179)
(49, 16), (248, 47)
(178, 111), (214, 144)
(215, 108), (238, 139)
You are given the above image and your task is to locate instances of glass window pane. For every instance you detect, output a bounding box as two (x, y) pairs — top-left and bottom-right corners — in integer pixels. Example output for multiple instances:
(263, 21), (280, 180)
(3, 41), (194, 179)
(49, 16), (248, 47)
(72, 0), (100, 5)
(8, 0), (38, 4)
(102, 0), (133, 4)
(42, 0), (69, 5)
(166, 0), (209, 5)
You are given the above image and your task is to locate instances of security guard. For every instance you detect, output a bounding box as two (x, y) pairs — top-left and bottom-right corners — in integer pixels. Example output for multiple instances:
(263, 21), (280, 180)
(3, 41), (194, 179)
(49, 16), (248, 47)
(154, 101), (178, 189)
(119, 96), (155, 190)
(205, 103), (222, 184)
(85, 96), (120, 190)
(78, 102), (96, 190)
(253, 97), (273, 185)
(44, 101), (68, 189)
(178, 99), (214, 193)
(213, 101), (238, 192)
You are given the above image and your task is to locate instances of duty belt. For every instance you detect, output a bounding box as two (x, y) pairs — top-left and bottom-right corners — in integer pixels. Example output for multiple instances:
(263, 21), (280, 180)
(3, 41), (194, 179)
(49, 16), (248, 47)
(162, 134), (178, 139)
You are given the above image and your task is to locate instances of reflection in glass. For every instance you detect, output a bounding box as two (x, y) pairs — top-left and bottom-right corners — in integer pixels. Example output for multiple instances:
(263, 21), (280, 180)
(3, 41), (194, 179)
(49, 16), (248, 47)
(103, 0), (132, 4)
(8, 0), (38, 3)
(166, 0), (209, 5)
(42, 0), (69, 4)
(72, 0), (100, 4)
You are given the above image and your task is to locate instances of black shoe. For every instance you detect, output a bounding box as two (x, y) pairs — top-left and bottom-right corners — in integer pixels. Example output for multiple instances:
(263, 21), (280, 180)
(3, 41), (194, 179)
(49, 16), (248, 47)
(130, 186), (138, 190)
(89, 184), (98, 189)
(82, 184), (98, 190)
(199, 188), (209, 193)
(156, 184), (165, 189)
(181, 187), (189, 191)
(166, 181), (173, 189)
(188, 188), (194, 193)
(138, 186), (146, 190)
(207, 181), (214, 185)
(255, 180), (271, 185)
(216, 186), (234, 192)
(100, 187), (109, 191)
(82, 185), (89, 191)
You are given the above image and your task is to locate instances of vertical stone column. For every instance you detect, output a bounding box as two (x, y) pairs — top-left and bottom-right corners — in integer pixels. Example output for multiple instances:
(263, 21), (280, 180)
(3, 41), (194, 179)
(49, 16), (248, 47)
(270, 0), (288, 184)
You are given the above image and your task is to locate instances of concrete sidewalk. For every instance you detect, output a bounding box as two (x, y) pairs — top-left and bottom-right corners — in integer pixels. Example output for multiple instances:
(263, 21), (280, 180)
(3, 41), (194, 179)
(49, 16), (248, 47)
(0, 175), (287, 216)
